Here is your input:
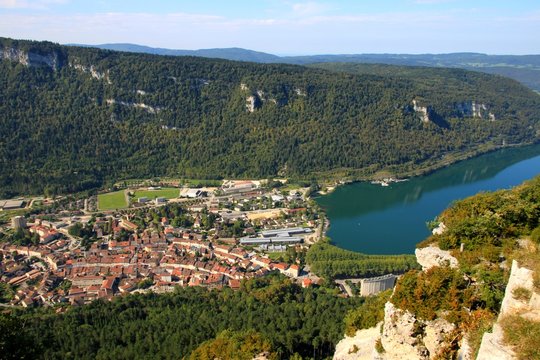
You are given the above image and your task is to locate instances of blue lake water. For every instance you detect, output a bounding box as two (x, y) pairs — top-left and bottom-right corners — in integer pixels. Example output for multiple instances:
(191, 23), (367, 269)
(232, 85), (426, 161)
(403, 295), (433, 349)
(316, 144), (540, 255)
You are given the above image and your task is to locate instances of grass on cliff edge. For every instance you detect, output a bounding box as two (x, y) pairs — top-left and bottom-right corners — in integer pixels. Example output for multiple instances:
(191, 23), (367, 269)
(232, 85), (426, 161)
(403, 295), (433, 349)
(501, 315), (540, 360)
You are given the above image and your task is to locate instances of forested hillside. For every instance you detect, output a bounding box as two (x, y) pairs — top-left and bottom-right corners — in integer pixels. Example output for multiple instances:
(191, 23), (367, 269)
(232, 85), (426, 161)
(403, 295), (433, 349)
(0, 276), (363, 359)
(1, 37), (540, 197)
(90, 44), (540, 92)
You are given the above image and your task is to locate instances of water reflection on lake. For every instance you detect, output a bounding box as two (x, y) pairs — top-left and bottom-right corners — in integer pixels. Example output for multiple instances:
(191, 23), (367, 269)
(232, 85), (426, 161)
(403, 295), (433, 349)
(316, 144), (540, 255)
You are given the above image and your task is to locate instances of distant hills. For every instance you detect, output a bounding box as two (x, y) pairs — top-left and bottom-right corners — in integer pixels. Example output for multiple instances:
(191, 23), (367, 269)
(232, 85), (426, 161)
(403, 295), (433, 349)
(81, 43), (540, 92)
(1, 37), (540, 197)
(76, 43), (282, 63)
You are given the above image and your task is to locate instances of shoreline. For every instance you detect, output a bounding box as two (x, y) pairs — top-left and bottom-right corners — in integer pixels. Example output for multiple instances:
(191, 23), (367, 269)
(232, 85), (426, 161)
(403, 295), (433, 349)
(314, 141), (538, 196)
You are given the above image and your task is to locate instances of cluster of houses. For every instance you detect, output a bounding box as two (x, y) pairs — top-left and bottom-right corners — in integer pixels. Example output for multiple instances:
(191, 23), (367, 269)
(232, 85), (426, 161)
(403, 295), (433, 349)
(0, 224), (302, 307)
(0, 180), (322, 307)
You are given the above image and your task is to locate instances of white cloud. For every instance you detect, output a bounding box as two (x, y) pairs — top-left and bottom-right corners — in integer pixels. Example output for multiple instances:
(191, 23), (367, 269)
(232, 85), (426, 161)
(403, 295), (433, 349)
(0, 7), (538, 54)
(291, 2), (331, 16)
(0, 0), (68, 9)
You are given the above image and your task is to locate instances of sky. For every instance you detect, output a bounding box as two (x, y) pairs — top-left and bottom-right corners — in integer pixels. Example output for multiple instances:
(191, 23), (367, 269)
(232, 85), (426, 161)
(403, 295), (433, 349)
(0, 0), (539, 55)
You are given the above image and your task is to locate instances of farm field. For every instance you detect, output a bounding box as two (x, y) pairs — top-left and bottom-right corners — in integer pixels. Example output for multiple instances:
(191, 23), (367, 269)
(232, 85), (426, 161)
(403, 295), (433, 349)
(98, 191), (127, 210)
(132, 188), (180, 200)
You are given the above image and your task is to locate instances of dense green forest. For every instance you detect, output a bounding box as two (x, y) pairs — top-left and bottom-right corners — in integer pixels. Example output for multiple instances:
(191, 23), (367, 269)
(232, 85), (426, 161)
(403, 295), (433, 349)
(306, 241), (419, 278)
(0, 276), (364, 359)
(91, 44), (540, 92)
(1, 37), (540, 197)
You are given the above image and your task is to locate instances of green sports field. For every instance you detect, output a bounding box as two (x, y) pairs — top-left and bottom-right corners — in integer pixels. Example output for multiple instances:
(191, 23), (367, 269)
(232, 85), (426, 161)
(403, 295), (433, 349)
(98, 191), (128, 210)
(132, 188), (180, 200)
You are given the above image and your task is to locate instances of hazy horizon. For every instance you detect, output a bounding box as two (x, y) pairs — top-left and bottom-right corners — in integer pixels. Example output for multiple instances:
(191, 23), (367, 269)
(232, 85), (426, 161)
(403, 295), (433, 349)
(64, 41), (540, 57)
(1, 0), (539, 55)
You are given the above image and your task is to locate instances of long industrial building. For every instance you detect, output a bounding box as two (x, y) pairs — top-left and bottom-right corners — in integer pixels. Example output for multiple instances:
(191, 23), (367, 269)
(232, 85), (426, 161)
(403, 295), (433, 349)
(239, 236), (302, 246)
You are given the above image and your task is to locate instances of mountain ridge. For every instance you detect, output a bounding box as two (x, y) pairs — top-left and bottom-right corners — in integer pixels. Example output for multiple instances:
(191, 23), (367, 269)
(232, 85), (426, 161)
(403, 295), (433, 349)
(1, 37), (539, 197)
(78, 43), (540, 91)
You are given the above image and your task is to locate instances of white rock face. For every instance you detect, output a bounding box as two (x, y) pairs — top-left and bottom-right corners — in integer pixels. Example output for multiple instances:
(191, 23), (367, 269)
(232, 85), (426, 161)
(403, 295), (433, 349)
(380, 302), (429, 360)
(454, 101), (494, 120)
(431, 222), (447, 235)
(499, 260), (534, 316)
(477, 260), (538, 359)
(415, 246), (458, 271)
(423, 318), (455, 357)
(69, 62), (111, 84)
(412, 99), (430, 123)
(333, 324), (383, 360)
(2, 47), (60, 70)
(476, 323), (515, 360)
(295, 88), (306, 96)
(246, 95), (257, 113)
(105, 99), (162, 114)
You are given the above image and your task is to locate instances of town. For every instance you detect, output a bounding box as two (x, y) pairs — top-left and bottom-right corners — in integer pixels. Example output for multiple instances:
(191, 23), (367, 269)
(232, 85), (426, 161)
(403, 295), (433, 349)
(0, 179), (328, 307)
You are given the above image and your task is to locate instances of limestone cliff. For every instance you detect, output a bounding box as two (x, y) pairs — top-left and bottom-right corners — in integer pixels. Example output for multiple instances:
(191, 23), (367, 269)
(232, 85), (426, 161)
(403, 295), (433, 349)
(415, 246), (458, 271)
(453, 101), (496, 121)
(412, 99), (431, 123)
(333, 299), (458, 360)
(476, 260), (539, 359)
(334, 254), (540, 360)
(1, 46), (62, 70)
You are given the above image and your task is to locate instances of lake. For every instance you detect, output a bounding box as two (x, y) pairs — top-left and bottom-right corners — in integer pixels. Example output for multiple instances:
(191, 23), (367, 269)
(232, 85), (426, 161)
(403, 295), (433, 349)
(316, 144), (540, 255)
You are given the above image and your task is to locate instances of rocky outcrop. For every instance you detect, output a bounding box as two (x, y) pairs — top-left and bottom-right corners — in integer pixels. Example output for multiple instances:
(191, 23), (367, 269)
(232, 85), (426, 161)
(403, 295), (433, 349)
(415, 246), (458, 271)
(241, 83), (305, 112)
(499, 260), (535, 316)
(105, 99), (163, 114)
(2, 47), (61, 70)
(476, 323), (515, 360)
(431, 222), (447, 235)
(333, 324), (383, 360)
(381, 302), (429, 359)
(423, 318), (455, 357)
(246, 95), (261, 113)
(476, 260), (539, 359)
(454, 101), (495, 121)
(69, 62), (111, 84)
(412, 99), (431, 123)
(334, 302), (458, 360)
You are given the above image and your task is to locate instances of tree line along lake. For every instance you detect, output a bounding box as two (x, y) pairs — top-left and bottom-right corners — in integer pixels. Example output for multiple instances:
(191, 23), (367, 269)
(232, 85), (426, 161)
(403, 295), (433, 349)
(316, 144), (540, 255)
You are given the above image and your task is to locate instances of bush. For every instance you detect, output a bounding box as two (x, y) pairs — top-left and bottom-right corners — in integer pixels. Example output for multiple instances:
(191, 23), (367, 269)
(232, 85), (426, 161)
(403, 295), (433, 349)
(391, 267), (473, 321)
(530, 226), (540, 244)
(375, 338), (385, 354)
(344, 290), (391, 336)
(512, 287), (532, 301)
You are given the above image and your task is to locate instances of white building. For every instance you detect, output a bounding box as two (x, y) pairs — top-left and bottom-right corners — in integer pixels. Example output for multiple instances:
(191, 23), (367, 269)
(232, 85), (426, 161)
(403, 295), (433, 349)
(11, 216), (26, 229)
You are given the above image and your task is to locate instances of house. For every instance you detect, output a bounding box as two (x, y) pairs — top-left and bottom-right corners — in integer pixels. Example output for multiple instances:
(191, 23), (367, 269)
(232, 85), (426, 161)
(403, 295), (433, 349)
(286, 264), (300, 278)
(302, 278), (313, 288)
(29, 225), (60, 244)
(100, 277), (117, 295)
(120, 219), (139, 232)
(11, 216), (26, 229)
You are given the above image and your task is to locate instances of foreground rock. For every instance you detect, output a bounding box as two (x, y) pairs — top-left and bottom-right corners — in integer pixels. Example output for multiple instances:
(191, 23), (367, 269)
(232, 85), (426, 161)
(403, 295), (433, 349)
(415, 246), (458, 271)
(333, 324), (383, 360)
(477, 260), (539, 359)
